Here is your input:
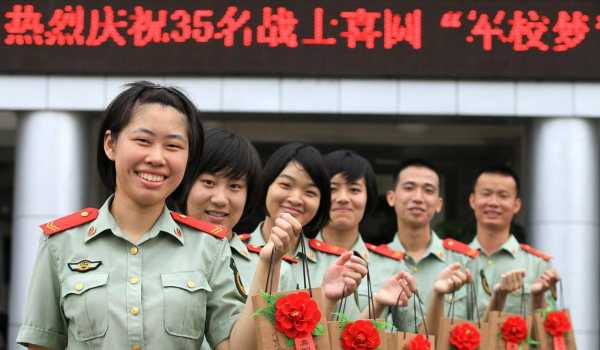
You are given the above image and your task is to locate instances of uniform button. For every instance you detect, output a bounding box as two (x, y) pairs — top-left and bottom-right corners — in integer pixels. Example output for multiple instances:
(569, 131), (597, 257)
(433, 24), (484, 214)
(130, 277), (139, 285)
(131, 247), (139, 255)
(80, 211), (89, 217)
(131, 307), (139, 315)
(487, 260), (493, 265)
(179, 214), (187, 219)
(515, 289), (520, 295)
(404, 256), (409, 261)
(413, 267), (418, 273)
(187, 281), (195, 288)
(132, 345), (141, 350)
(448, 296), (454, 302)
(75, 283), (84, 291)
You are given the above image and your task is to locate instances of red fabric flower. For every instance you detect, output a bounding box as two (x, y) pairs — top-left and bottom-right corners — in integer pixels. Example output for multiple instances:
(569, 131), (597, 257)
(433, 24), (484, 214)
(341, 320), (381, 350)
(450, 323), (481, 350)
(500, 317), (528, 344)
(544, 311), (571, 337)
(404, 334), (431, 350)
(274, 292), (321, 338)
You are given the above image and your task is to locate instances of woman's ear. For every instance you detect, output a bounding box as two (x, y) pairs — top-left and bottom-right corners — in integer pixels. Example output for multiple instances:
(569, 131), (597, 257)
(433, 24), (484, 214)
(104, 130), (116, 161)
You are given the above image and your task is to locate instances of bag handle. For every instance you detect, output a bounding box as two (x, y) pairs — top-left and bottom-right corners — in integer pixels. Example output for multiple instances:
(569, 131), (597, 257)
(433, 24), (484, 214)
(335, 285), (349, 321)
(469, 278), (481, 328)
(298, 229), (313, 296)
(264, 245), (277, 297)
(366, 264), (375, 320)
(390, 290), (405, 333)
(415, 290), (429, 339)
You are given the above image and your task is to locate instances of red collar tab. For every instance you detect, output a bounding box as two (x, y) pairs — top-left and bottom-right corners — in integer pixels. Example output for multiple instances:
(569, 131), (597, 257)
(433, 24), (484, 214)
(40, 208), (98, 236)
(170, 212), (227, 239)
(237, 233), (252, 241)
(245, 244), (298, 263)
(443, 238), (480, 258)
(309, 239), (348, 256)
(520, 243), (552, 261)
(366, 243), (405, 261)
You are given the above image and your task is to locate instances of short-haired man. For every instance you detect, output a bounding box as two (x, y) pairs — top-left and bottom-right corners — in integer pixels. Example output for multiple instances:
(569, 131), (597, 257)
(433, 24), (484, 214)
(467, 164), (560, 318)
(384, 159), (477, 331)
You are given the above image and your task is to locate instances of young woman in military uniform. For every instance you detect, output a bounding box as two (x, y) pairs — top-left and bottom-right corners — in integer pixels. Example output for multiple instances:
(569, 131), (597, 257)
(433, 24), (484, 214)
(16, 82), (298, 350)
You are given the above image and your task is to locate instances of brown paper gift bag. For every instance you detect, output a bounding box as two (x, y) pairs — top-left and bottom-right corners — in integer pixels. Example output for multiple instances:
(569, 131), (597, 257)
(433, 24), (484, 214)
(533, 309), (577, 350)
(388, 289), (436, 350)
(252, 287), (331, 350)
(328, 319), (387, 350)
(487, 312), (533, 350)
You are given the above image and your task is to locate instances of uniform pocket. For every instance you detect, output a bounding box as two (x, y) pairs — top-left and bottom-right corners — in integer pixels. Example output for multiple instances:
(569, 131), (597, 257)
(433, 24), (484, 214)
(161, 271), (211, 339)
(444, 288), (469, 318)
(61, 273), (109, 341)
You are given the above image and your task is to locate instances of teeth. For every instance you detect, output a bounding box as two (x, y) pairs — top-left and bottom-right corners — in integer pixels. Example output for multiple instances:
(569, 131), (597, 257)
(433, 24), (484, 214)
(207, 211), (226, 217)
(139, 173), (164, 182)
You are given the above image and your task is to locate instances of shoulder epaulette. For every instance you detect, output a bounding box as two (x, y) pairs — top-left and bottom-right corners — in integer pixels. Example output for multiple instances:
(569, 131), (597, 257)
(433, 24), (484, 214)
(309, 239), (348, 256)
(237, 233), (251, 241)
(246, 244), (298, 264)
(365, 243), (405, 261)
(443, 238), (480, 258)
(171, 212), (227, 239)
(40, 208), (98, 236)
(520, 243), (552, 261)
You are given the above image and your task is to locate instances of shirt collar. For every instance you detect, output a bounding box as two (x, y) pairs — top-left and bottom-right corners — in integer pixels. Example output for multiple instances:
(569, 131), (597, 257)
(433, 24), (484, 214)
(388, 231), (445, 262)
(229, 233), (251, 260)
(470, 234), (519, 258)
(84, 195), (185, 245)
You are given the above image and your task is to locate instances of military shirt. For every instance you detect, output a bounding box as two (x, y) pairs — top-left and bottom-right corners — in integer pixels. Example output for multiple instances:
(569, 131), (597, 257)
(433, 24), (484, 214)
(385, 231), (476, 332)
(467, 235), (554, 317)
(16, 196), (245, 350)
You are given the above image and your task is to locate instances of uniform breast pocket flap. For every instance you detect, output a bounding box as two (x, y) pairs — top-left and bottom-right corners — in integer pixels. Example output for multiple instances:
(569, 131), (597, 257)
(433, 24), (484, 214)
(161, 271), (212, 339)
(61, 273), (109, 341)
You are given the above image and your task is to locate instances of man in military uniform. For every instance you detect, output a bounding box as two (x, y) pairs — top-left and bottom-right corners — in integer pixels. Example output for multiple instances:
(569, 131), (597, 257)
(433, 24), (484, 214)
(380, 159), (480, 331)
(467, 164), (560, 317)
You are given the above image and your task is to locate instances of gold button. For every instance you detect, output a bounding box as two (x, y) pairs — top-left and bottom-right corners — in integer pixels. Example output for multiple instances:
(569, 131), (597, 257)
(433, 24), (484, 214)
(373, 292), (377, 297)
(81, 211), (89, 217)
(487, 260), (493, 265)
(87, 226), (96, 237)
(131, 247), (139, 255)
(448, 296), (454, 302)
(131, 307), (139, 315)
(133, 346), (141, 350)
(75, 283), (84, 291)
(404, 256), (409, 260)
(179, 214), (187, 219)
(130, 277), (138, 285)
(413, 267), (418, 273)
(188, 281), (195, 288)
(515, 289), (520, 295)
(315, 242), (321, 247)
(448, 241), (454, 246)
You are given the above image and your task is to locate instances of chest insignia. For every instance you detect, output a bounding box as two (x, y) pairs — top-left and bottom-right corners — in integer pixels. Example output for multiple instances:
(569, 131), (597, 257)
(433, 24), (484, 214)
(480, 270), (492, 296)
(68, 260), (102, 272)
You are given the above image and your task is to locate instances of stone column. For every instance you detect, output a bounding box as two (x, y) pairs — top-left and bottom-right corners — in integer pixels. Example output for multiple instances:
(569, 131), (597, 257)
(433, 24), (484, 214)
(529, 118), (600, 349)
(8, 111), (89, 350)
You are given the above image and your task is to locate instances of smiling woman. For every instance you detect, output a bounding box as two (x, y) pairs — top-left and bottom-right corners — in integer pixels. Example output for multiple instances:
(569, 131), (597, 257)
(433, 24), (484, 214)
(16, 82), (296, 350)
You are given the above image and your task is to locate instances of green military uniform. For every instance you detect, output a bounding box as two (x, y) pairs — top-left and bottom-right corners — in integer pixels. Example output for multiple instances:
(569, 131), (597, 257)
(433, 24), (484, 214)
(17, 196), (245, 350)
(467, 235), (554, 317)
(385, 231), (478, 332)
(313, 231), (404, 320)
(227, 233), (255, 295)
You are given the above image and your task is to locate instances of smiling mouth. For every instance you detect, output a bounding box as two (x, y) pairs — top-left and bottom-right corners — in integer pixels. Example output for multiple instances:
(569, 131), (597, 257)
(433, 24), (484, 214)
(136, 172), (166, 182)
(206, 211), (228, 217)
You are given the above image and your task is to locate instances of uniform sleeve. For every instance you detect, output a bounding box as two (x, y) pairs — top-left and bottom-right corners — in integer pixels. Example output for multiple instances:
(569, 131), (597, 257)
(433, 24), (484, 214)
(16, 234), (67, 350)
(205, 238), (245, 348)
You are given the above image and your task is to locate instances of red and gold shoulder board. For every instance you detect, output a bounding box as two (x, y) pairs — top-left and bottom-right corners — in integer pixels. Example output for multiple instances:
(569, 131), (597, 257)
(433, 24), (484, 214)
(237, 233), (251, 241)
(171, 212), (227, 239)
(365, 243), (405, 261)
(309, 239), (348, 256)
(245, 244), (298, 264)
(443, 238), (480, 258)
(40, 208), (98, 236)
(520, 243), (552, 261)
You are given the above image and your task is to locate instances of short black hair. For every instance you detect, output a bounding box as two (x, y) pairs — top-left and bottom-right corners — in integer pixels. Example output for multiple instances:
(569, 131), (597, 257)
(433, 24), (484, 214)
(176, 128), (263, 221)
(391, 158), (440, 190)
(324, 150), (378, 220)
(96, 81), (204, 200)
(261, 143), (330, 236)
(473, 163), (521, 196)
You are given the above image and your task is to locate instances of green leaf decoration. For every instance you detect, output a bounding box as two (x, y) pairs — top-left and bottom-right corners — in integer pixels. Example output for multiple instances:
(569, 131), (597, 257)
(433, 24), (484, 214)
(250, 308), (276, 324)
(285, 335), (295, 347)
(371, 319), (395, 331)
(333, 313), (350, 332)
(548, 297), (558, 312)
(259, 286), (272, 304)
(518, 344), (523, 350)
(312, 323), (325, 336)
(497, 332), (503, 339)
(564, 332), (570, 338)
(526, 337), (540, 345)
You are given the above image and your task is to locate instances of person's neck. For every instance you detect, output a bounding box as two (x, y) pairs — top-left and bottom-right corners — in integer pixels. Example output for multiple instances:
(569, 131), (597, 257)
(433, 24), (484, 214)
(262, 216), (300, 258)
(110, 191), (164, 244)
(397, 220), (431, 262)
(321, 225), (359, 251)
(476, 224), (511, 255)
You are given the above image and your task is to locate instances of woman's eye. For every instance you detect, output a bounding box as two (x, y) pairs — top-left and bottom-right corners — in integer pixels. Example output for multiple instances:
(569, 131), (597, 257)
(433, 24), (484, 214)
(350, 188), (361, 193)
(330, 187), (337, 193)
(202, 180), (215, 186)
(137, 139), (149, 144)
(279, 182), (291, 189)
(306, 191), (317, 197)
(230, 184), (242, 190)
